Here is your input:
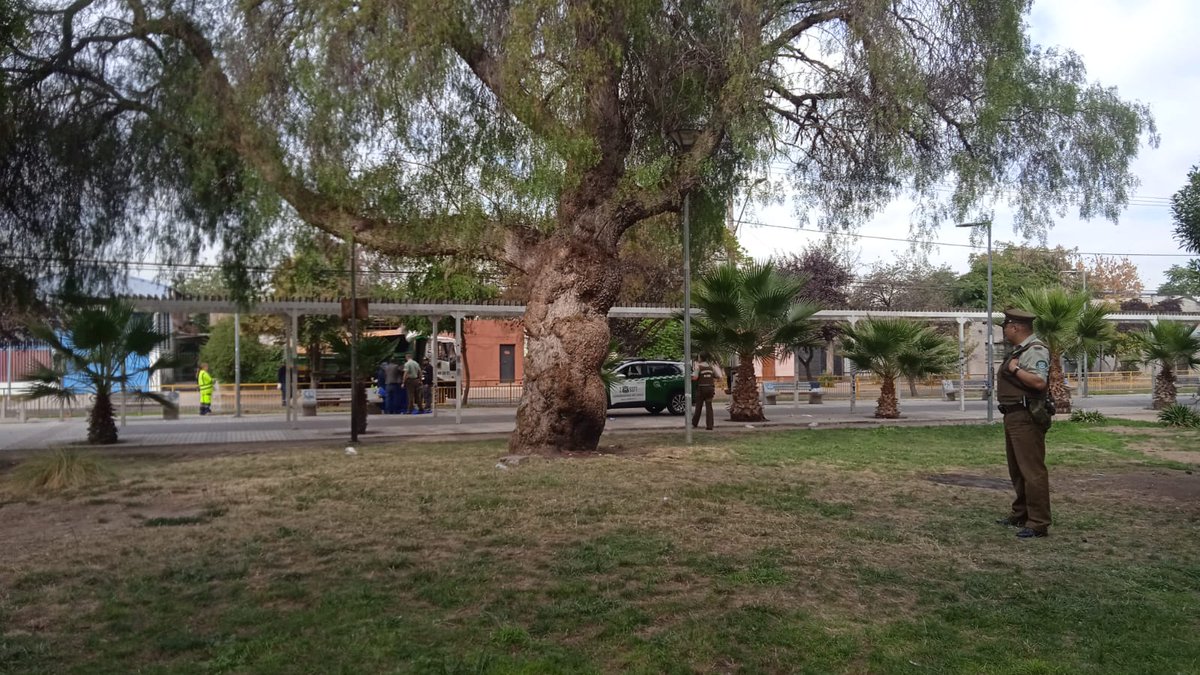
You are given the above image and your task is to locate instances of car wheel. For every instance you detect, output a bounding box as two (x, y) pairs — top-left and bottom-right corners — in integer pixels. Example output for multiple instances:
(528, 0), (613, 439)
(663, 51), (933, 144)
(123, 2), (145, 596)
(667, 392), (687, 415)
(645, 405), (664, 415)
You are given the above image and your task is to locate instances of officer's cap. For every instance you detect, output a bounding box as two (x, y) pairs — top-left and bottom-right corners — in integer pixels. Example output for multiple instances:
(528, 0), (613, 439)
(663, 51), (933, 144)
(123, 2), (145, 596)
(1002, 308), (1036, 324)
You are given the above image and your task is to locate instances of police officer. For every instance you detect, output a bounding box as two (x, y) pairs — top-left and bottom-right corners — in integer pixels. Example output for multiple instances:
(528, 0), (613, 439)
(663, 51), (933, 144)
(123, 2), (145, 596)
(692, 353), (720, 431)
(994, 308), (1053, 538)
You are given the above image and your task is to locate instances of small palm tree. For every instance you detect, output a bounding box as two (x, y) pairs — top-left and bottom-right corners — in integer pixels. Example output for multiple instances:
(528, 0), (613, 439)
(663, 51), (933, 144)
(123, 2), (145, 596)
(1129, 322), (1200, 409)
(1015, 287), (1115, 414)
(25, 298), (175, 444)
(330, 334), (398, 435)
(841, 318), (957, 419)
(690, 263), (820, 422)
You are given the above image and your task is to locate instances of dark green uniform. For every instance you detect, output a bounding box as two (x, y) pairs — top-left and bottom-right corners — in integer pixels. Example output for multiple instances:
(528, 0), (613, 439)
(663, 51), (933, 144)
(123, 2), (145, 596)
(997, 334), (1052, 534)
(692, 361), (716, 430)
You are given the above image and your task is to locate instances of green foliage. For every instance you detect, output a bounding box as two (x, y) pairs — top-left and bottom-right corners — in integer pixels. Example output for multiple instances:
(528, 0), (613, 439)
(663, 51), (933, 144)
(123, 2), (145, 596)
(955, 246), (1078, 310)
(1126, 322), (1200, 372)
(1014, 286), (1115, 360)
(840, 319), (958, 381)
(9, 449), (113, 493)
(1171, 164), (1200, 255)
(1069, 409), (1108, 424)
(198, 317), (282, 384)
(328, 335), (398, 381)
(1157, 404), (1200, 428)
(1159, 260), (1200, 297)
(24, 298), (175, 443)
(690, 262), (821, 362)
(638, 319), (683, 360)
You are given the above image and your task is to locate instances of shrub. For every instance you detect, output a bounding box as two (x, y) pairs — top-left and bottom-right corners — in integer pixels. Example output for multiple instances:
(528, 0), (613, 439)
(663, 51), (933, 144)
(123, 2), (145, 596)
(10, 449), (113, 493)
(198, 317), (282, 383)
(1069, 409), (1108, 424)
(1158, 404), (1200, 428)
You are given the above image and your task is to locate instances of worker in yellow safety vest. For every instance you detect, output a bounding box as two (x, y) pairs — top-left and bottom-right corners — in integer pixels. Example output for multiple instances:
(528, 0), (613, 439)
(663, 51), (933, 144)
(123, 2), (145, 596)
(198, 362), (214, 416)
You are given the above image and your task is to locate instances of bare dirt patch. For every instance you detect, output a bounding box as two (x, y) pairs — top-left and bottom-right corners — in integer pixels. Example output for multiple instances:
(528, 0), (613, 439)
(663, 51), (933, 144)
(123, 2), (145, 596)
(1069, 469), (1200, 502)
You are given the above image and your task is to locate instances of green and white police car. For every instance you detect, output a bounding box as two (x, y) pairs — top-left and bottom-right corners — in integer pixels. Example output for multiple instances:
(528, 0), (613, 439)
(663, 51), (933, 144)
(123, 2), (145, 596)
(607, 359), (689, 415)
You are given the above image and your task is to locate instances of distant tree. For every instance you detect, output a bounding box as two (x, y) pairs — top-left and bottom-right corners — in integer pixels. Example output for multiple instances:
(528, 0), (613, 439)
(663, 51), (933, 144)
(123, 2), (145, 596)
(329, 335), (398, 436)
(1171, 165), (1200, 254)
(851, 259), (959, 310)
(955, 246), (1078, 310)
(774, 243), (853, 307)
(1128, 322), (1200, 409)
(1015, 287), (1115, 414)
(24, 299), (174, 444)
(1159, 261), (1200, 297)
(690, 263), (819, 422)
(840, 319), (957, 419)
(1078, 256), (1143, 297)
(197, 317), (282, 385)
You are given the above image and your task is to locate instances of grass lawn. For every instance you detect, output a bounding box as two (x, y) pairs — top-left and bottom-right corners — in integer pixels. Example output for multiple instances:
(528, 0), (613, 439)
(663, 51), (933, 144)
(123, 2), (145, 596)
(2, 422), (1198, 674)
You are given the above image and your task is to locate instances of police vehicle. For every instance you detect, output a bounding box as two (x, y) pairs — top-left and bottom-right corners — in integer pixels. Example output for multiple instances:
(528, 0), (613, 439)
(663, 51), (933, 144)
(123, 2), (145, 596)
(607, 359), (688, 415)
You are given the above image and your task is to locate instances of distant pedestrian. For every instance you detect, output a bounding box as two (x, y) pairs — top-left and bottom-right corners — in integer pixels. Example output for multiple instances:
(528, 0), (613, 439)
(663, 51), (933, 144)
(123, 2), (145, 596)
(421, 357), (435, 413)
(692, 353), (720, 430)
(198, 362), (213, 416)
(403, 353), (422, 414)
(277, 363), (288, 406)
(383, 359), (402, 414)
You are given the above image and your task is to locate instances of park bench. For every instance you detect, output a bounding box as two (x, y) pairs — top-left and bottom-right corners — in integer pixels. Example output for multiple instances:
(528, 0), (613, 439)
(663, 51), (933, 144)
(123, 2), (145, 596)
(763, 380), (823, 405)
(942, 379), (989, 401)
(300, 388), (383, 416)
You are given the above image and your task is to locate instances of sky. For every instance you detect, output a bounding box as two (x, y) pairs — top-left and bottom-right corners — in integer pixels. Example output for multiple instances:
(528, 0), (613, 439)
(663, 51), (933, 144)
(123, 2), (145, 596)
(738, 0), (1199, 293)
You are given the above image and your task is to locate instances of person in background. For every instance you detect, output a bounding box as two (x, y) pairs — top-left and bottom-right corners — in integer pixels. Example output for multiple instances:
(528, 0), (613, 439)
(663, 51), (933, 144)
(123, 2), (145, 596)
(277, 363), (289, 407)
(421, 357), (435, 413)
(197, 362), (213, 416)
(383, 358), (403, 414)
(692, 353), (720, 430)
(403, 353), (422, 414)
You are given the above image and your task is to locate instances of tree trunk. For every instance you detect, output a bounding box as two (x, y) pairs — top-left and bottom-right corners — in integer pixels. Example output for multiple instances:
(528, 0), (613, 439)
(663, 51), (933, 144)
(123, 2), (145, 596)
(89, 389), (119, 444)
(461, 326), (471, 406)
(1152, 365), (1176, 410)
(353, 379), (367, 435)
(906, 375), (919, 397)
(509, 235), (621, 454)
(1048, 353), (1072, 414)
(798, 347), (814, 381)
(875, 375), (900, 418)
(729, 354), (765, 422)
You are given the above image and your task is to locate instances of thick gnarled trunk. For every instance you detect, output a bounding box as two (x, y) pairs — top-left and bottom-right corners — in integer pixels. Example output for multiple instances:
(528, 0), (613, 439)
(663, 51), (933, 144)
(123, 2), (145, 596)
(89, 390), (118, 445)
(510, 235), (621, 454)
(729, 355), (764, 422)
(875, 376), (900, 418)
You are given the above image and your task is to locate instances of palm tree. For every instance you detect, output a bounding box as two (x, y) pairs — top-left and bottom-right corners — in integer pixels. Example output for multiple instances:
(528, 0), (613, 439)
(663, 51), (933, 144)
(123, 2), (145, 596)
(1129, 322), (1200, 409)
(841, 318), (958, 419)
(690, 263), (820, 422)
(25, 298), (175, 444)
(1015, 287), (1115, 414)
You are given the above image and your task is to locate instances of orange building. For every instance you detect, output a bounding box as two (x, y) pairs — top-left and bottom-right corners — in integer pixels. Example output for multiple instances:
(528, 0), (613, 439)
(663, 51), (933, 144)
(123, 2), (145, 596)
(463, 319), (525, 385)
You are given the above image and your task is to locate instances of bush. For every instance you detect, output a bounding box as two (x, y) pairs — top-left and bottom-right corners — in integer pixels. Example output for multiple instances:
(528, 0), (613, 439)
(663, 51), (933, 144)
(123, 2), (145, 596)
(198, 317), (282, 383)
(1069, 409), (1108, 424)
(10, 449), (113, 493)
(1157, 404), (1200, 428)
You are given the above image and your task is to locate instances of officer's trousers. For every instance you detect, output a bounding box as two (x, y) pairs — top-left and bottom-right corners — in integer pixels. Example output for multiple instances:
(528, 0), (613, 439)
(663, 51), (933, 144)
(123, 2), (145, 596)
(1004, 408), (1051, 532)
(692, 387), (714, 430)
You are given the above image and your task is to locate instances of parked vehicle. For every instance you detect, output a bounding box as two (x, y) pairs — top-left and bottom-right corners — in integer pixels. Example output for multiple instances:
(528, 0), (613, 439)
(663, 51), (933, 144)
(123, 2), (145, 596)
(607, 359), (688, 415)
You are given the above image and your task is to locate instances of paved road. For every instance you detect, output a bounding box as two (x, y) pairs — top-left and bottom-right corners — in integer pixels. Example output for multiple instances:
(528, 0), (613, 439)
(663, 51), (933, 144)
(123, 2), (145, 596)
(0, 394), (1168, 452)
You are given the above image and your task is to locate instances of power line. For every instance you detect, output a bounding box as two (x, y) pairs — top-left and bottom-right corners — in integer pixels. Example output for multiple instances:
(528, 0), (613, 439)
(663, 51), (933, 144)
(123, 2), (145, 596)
(733, 218), (1195, 259)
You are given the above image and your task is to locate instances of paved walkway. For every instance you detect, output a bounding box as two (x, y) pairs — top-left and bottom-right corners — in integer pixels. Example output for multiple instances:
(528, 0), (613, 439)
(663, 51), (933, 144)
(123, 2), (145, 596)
(0, 394), (1169, 453)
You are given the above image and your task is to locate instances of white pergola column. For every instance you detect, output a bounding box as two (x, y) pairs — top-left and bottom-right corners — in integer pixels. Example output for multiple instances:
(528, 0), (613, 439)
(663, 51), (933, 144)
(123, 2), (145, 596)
(957, 318), (966, 413)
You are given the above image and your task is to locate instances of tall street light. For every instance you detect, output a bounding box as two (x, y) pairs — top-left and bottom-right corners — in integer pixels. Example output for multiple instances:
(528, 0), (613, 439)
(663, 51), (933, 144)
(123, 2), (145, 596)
(957, 220), (995, 423)
(669, 128), (700, 445)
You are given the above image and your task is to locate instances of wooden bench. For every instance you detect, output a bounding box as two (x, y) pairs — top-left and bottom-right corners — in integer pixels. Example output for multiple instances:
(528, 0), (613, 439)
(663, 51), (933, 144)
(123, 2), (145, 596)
(942, 379), (989, 401)
(763, 380), (823, 405)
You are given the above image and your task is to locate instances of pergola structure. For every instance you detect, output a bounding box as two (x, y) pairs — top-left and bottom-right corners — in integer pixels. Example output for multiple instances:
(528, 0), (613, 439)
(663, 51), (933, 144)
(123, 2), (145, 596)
(122, 295), (1200, 423)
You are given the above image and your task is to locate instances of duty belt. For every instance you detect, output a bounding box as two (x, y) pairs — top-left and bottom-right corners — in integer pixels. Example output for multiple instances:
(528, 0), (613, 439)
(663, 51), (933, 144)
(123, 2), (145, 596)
(997, 403), (1026, 415)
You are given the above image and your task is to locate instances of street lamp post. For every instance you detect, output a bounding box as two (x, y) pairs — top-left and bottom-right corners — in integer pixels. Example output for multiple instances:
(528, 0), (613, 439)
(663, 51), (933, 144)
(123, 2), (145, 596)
(958, 220), (994, 423)
(669, 128), (700, 445)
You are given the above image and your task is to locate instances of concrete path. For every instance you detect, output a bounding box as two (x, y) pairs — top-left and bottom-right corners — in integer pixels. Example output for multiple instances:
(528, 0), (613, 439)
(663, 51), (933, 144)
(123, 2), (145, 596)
(0, 394), (1169, 452)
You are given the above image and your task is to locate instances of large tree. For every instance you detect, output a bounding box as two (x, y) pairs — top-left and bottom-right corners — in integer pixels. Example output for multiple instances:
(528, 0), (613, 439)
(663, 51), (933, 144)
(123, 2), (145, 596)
(1172, 165), (1200, 255)
(850, 259), (959, 310)
(3, 1), (1156, 453)
(954, 245), (1079, 310)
